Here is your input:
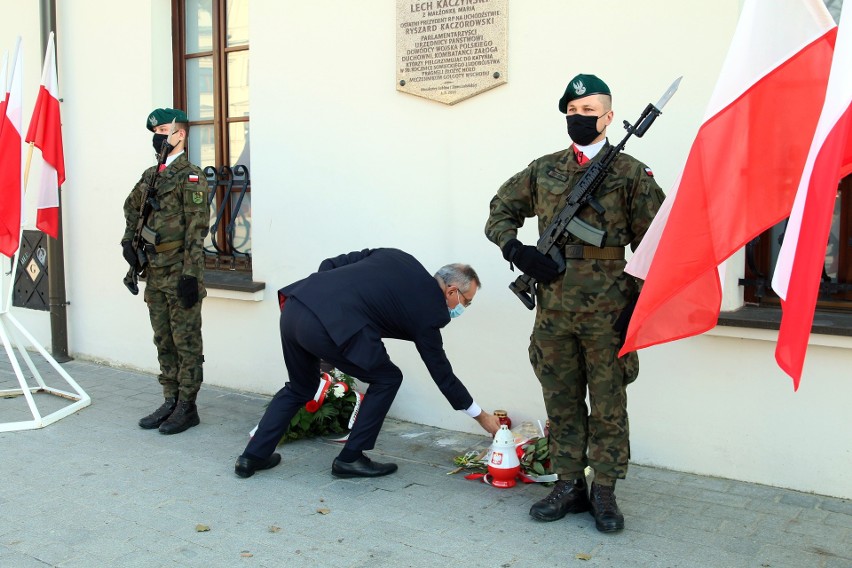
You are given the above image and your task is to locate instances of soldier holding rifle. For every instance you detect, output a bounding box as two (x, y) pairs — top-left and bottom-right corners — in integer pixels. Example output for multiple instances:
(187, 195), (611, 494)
(122, 108), (209, 435)
(485, 74), (668, 532)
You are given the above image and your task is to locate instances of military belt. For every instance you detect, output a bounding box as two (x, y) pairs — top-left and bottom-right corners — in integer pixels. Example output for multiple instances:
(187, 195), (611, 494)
(564, 244), (624, 260)
(143, 240), (183, 255)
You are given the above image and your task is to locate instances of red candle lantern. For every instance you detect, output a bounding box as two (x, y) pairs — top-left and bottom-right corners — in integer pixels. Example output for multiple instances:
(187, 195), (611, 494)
(494, 409), (512, 429)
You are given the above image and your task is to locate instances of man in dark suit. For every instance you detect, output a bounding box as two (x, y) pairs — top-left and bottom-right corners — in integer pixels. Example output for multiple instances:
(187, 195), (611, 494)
(235, 248), (501, 479)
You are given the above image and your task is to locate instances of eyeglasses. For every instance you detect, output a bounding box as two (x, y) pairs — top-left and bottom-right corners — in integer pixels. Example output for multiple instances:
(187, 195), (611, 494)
(456, 288), (473, 308)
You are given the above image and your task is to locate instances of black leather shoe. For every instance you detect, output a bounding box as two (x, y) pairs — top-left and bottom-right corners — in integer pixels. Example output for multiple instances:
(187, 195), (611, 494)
(529, 478), (591, 521)
(158, 401), (200, 435)
(234, 453), (282, 478)
(138, 398), (177, 429)
(331, 456), (398, 478)
(590, 482), (625, 532)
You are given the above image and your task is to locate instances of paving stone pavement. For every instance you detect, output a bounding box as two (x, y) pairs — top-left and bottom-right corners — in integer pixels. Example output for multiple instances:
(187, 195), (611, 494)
(1, 356), (850, 568)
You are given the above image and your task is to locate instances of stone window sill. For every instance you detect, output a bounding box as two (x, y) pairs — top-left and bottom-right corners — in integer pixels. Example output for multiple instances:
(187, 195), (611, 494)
(204, 270), (265, 302)
(716, 305), (852, 337)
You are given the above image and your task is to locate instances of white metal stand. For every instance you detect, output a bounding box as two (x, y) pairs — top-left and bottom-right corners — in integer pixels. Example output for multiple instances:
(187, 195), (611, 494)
(1, 248), (90, 432)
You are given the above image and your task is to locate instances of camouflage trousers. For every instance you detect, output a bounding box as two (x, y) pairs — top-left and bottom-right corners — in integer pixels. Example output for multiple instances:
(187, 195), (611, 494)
(529, 308), (639, 482)
(144, 262), (205, 402)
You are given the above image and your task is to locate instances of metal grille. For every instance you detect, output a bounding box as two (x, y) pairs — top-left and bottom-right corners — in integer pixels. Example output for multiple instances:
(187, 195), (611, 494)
(203, 164), (251, 271)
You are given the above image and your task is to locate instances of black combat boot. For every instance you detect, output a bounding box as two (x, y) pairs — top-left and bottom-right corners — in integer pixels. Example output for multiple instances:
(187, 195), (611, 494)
(158, 400), (200, 435)
(589, 482), (625, 532)
(529, 478), (591, 521)
(138, 398), (177, 429)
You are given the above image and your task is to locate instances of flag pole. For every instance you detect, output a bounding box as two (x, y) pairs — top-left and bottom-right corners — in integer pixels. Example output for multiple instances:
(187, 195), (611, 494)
(23, 142), (33, 191)
(39, 3), (70, 362)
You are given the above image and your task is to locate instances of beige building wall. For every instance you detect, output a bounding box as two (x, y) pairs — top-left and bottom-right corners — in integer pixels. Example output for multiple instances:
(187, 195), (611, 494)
(3, 0), (849, 498)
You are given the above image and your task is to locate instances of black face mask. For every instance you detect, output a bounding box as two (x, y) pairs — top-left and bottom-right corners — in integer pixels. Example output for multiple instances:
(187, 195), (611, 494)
(566, 114), (604, 146)
(152, 133), (174, 155)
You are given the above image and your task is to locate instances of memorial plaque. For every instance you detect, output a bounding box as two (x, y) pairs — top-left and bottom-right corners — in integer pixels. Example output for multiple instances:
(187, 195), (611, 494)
(397, 0), (508, 105)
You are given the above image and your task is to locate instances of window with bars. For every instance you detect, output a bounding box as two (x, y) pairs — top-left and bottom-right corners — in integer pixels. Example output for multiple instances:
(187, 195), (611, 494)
(172, 0), (252, 272)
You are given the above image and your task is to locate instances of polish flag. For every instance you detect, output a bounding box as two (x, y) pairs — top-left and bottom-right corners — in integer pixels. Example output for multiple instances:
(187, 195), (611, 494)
(620, 0), (837, 356)
(772, 4), (852, 389)
(25, 32), (65, 239)
(0, 38), (23, 257)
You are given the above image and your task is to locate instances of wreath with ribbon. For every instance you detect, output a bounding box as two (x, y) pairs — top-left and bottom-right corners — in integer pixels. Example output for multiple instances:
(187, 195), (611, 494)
(279, 369), (364, 443)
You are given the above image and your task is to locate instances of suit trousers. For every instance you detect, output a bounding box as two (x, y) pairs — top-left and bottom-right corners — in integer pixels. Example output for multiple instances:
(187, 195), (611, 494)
(242, 298), (403, 460)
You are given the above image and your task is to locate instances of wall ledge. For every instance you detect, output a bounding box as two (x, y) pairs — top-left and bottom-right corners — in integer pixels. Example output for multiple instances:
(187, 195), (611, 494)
(710, 306), (852, 349)
(204, 270), (265, 302)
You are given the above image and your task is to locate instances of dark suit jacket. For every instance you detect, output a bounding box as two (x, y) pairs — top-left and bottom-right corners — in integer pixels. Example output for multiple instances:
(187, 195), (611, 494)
(278, 248), (473, 410)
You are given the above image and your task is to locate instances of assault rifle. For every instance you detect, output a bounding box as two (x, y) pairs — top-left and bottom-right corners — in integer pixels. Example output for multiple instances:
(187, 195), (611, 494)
(123, 119), (176, 295)
(509, 77), (682, 309)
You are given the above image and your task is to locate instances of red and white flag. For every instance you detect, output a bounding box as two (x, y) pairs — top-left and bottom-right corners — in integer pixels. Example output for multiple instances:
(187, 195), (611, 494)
(772, 3), (852, 389)
(620, 0), (837, 356)
(0, 38), (23, 257)
(25, 32), (65, 239)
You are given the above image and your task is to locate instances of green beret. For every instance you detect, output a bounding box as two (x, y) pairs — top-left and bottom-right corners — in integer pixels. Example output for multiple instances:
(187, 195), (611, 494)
(146, 108), (188, 131)
(558, 74), (611, 113)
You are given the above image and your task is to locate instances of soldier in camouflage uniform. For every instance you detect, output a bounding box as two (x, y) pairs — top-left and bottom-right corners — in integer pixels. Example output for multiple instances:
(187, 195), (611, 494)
(485, 75), (665, 532)
(122, 108), (210, 435)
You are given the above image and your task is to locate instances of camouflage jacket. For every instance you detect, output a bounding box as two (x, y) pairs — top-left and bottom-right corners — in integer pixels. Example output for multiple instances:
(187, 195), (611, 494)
(485, 144), (665, 313)
(123, 153), (209, 279)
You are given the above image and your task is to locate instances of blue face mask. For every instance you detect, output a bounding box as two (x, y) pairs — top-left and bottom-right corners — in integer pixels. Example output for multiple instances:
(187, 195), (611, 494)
(448, 288), (466, 319)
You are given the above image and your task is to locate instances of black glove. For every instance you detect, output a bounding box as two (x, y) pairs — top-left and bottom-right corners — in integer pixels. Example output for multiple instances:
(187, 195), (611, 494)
(177, 275), (199, 309)
(502, 238), (560, 283)
(121, 240), (137, 268)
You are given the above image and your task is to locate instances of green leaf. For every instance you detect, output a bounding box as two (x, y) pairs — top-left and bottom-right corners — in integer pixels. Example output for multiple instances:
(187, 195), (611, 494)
(314, 403), (337, 423)
(532, 462), (546, 475)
